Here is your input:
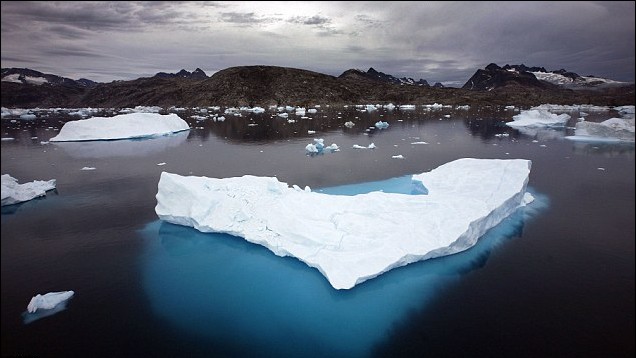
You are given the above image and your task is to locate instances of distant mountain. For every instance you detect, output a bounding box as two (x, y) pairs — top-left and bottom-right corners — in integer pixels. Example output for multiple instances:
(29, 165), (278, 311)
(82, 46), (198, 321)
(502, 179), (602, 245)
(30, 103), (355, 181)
(339, 67), (435, 87)
(463, 63), (630, 91)
(1, 65), (633, 108)
(153, 68), (208, 80)
(462, 63), (555, 91)
(1, 68), (98, 107)
(1, 68), (98, 87)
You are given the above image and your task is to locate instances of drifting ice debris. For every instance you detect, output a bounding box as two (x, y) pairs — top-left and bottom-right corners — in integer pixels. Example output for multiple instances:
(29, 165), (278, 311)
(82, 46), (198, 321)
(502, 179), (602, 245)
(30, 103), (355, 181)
(375, 121), (389, 129)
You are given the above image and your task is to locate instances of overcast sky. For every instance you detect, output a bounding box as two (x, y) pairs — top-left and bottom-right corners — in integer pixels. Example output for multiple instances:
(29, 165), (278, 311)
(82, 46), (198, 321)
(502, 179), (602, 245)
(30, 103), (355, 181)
(1, 1), (634, 86)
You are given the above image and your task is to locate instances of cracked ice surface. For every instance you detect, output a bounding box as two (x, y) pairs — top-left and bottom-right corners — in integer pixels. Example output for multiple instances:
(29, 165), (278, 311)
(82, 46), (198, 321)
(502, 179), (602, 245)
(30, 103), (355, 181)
(155, 158), (532, 289)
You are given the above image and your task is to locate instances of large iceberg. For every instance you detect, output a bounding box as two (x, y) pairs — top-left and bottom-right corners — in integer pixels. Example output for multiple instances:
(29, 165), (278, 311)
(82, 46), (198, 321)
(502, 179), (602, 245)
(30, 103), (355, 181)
(50, 113), (190, 142)
(1, 174), (56, 206)
(155, 158), (532, 289)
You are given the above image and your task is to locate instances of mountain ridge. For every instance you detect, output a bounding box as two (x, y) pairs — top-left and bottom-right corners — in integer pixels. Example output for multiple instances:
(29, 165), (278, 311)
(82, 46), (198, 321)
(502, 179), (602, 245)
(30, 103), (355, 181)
(2, 64), (633, 108)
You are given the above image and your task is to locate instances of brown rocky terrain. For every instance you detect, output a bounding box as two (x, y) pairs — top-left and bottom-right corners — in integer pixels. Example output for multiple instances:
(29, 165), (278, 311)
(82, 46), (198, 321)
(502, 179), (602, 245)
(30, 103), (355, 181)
(1, 65), (633, 108)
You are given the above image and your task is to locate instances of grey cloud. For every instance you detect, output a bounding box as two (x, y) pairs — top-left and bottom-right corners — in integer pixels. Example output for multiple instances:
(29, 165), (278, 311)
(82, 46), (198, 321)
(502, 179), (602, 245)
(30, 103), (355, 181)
(289, 15), (331, 26)
(220, 12), (276, 25)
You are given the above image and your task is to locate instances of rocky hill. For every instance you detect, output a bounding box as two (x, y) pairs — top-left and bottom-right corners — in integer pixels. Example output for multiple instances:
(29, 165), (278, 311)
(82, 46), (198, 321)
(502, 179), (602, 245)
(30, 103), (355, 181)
(463, 63), (631, 91)
(462, 63), (557, 91)
(1, 65), (633, 108)
(339, 67), (432, 86)
(153, 68), (208, 80)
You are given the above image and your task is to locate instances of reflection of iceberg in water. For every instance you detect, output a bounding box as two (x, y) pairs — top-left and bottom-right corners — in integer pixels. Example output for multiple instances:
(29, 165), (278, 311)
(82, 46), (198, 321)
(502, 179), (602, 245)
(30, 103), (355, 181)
(569, 140), (635, 156)
(22, 299), (71, 325)
(141, 177), (547, 357)
(514, 126), (566, 140)
(52, 131), (189, 158)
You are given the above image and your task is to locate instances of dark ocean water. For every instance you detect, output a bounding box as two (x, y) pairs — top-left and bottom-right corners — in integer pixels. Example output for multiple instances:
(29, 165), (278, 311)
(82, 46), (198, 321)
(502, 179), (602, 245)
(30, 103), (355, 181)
(1, 105), (634, 357)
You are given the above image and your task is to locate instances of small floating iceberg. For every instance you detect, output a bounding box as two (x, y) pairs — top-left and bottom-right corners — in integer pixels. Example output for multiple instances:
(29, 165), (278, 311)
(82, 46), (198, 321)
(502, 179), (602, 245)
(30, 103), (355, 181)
(50, 113), (190, 142)
(506, 109), (570, 128)
(23, 291), (74, 324)
(565, 117), (635, 142)
(27, 291), (75, 313)
(1, 174), (56, 206)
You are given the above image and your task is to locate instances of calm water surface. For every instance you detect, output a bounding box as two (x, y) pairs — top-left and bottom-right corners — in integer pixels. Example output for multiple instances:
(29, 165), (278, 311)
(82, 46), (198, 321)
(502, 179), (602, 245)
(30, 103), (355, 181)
(1, 106), (634, 357)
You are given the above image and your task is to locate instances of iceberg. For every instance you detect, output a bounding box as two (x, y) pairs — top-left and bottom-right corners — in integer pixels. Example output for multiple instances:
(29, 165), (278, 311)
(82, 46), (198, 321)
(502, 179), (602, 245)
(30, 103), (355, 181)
(155, 158), (532, 290)
(49, 113), (190, 142)
(26, 291), (74, 313)
(565, 117), (635, 142)
(1, 174), (56, 206)
(506, 109), (570, 128)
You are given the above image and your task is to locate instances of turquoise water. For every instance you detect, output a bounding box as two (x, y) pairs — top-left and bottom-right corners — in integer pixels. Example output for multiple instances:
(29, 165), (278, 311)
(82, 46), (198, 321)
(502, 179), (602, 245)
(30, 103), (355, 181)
(141, 180), (546, 357)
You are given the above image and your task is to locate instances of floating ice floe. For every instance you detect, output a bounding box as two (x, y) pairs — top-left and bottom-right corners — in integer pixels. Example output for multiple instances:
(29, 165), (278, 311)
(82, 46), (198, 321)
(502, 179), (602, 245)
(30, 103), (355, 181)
(353, 143), (376, 149)
(155, 158), (533, 290)
(399, 104), (416, 110)
(305, 139), (339, 154)
(26, 291), (74, 315)
(1, 174), (56, 206)
(565, 117), (635, 142)
(392, 154), (404, 159)
(49, 113), (190, 142)
(506, 109), (570, 128)
(344, 121), (355, 128)
(375, 121), (389, 129)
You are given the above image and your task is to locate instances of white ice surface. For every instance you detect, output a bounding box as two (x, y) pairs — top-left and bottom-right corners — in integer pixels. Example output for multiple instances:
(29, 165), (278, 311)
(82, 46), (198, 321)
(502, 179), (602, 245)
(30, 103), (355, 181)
(156, 158), (532, 290)
(1, 174), (56, 206)
(506, 109), (570, 128)
(27, 291), (74, 313)
(49, 113), (190, 142)
(565, 117), (635, 142)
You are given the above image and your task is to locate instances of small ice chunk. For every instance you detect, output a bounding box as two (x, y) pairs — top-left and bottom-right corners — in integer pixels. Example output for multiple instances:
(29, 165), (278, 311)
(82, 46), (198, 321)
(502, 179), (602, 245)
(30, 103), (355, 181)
(392, 155), (404, 159)
(1, 174), (56, 206)
(80, 167), (96, 171)
(27, 291), (74, 313)
(375, 121), (389, 129)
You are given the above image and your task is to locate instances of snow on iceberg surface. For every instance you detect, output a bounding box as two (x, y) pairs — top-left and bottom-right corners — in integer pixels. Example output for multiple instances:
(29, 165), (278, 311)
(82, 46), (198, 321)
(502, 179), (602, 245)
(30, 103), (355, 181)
(506, 109), (570, 128)
(49, 113), (189, 142)
(1, 174), (56, 206)
(27, 291), (74, 313)
(155, 158), (532, 290)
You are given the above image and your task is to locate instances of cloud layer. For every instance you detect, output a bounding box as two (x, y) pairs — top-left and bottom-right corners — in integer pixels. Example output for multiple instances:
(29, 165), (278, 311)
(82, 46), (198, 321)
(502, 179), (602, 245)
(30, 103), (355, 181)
(1, 1), (634, 85)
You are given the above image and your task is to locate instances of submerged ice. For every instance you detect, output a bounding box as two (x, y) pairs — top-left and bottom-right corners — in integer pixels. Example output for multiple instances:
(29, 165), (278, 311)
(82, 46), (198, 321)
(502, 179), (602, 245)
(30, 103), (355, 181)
(155, 158), (532, 289)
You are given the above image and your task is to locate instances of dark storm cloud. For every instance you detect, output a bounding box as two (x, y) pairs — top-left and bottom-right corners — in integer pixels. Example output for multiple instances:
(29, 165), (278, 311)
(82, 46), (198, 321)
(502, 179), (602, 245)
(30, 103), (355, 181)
(1, 1), (633, 84)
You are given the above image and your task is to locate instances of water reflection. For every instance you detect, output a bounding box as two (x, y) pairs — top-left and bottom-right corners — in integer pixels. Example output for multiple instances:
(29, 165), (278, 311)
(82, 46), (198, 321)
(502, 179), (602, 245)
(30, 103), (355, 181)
(52, 131), (190, 158)
(570, 140), (635, 156)
(141, 183), (546, 357)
